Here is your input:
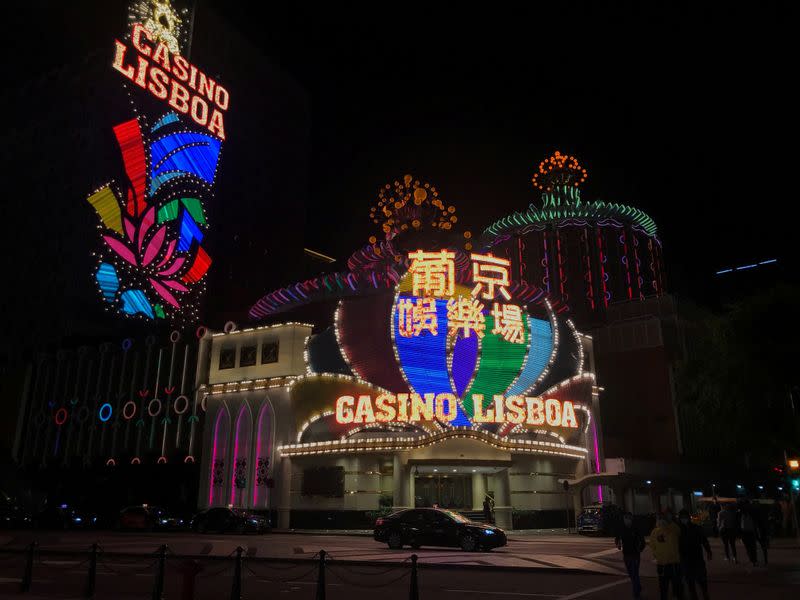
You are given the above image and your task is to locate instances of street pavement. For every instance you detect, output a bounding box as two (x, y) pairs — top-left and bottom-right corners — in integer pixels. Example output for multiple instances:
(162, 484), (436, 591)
(0, 529), (798, 598)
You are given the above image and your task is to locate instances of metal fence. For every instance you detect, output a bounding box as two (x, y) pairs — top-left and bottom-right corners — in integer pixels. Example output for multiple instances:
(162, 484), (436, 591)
(0, 542), (421, 599)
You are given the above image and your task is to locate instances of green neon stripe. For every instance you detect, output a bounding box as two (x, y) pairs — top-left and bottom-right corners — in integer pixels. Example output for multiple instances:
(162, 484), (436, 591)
(157, 200), (180, 223)
(462, 314), (529, 417)
(181, 198), (206, 224)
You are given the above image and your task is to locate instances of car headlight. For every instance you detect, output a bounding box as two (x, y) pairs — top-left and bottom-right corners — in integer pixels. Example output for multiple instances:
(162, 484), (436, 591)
(159, 519), (169, 525)
(484, 529), (495, 535)
(73, 517), (83, 523)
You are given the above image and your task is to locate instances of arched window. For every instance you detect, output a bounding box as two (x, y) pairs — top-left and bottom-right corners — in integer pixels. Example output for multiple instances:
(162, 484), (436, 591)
(230, 403), (253, 507)
(253, 401), (274, 508)
(208, 405), (230, 507)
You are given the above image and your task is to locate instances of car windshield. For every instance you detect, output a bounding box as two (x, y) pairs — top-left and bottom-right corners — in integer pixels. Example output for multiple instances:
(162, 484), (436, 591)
(440, 510), (471, 523)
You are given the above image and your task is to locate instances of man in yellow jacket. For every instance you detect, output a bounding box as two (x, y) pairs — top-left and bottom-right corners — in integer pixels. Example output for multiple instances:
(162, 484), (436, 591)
(650, 513), (684, 599)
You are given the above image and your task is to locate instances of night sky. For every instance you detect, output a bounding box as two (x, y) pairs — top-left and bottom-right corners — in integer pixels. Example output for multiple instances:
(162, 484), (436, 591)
(7, 1), (797, 315)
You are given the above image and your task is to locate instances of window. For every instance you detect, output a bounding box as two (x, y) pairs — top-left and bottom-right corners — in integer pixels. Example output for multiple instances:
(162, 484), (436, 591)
(219, 345), (236, 369)
(301, 466), (344, 497)
(261, 340), (279, 364)
(240, 345), (257, 367)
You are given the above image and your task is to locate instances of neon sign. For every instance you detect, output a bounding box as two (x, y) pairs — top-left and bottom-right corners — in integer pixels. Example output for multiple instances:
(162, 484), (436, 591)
(335, 394), (579, 428)
(113, 23), (229, 139)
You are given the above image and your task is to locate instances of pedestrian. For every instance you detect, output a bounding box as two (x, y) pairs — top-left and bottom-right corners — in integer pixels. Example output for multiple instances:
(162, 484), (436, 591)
(650, 512), (684, 599)
(754, 502), (770, 565)
(483, 494), (494, 524)
(708, 497), (722, 537)
(615, 511), (646, 599)
(739, 500), (759, 567)
(678, 509), (712, 600)
(716, 502), (738, 563)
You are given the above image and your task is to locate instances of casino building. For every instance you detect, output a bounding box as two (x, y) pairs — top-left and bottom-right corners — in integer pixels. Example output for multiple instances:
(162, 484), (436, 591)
(196, 170), (607, 529)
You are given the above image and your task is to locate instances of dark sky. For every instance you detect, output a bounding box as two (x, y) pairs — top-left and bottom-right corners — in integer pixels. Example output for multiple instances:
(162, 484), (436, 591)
(8, 1), (798, 307)
(210, 1), (797, 299)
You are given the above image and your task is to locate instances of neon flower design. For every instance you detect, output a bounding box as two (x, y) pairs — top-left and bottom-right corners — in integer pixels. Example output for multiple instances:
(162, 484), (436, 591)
(86, 114), (221, 320)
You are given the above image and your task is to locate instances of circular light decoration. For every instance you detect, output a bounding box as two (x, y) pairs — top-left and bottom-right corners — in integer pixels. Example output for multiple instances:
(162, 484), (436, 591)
(122, 338), (134, 351)
(76, 406), (91, 424)
(54, 408), (68, 426)
(531, 151), (588, 191)
(147, 398), (163, 417)
(157, 456), (168, 464)
(106, 458), (117, 467)
(98, 403), (113, 423)
(131, 457), (141, 465)
(169, 330), (181, 343)
(184, 455), (195, 464)
(172, 395), (190, 415)
(196, 325), (208, 339)
(223, 321), (237, 333)
(122, 401), (138, 420)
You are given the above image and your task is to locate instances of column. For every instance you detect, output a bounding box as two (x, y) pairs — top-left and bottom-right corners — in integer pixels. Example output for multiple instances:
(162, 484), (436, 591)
(277, 456), (292, 529)
(392, 454), (405, 510)
(406, 467), (415, 508)
(472, 472), (486, 510)
(493, 468), (512, 529)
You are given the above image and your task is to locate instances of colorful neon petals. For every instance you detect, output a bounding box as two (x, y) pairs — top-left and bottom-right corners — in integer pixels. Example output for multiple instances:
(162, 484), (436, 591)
(96, 263), (119, 302)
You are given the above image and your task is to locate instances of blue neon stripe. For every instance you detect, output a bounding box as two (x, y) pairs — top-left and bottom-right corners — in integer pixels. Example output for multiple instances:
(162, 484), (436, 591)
(506, 316), (553, 397)
(96, 262), (119, 302)
(120, 289), (154, 318)
(177, 210), (204, 252)
(394, 296), (470, 427)
(150, 132), (221, 184)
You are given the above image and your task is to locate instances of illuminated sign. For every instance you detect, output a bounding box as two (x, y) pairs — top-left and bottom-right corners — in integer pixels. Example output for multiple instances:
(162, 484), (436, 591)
(84, 1), (227, 321)
(113, 23), (229, 139)
(334, 394), (578, 427)
(390, 249), (555, 426)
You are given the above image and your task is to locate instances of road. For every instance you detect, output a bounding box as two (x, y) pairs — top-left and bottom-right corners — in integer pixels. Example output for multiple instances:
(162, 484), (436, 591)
(0, 529), (798, 598)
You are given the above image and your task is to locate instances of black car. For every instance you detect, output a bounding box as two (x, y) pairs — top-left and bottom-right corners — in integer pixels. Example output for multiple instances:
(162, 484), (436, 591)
(118, 505), (188, 531)
(35, 504), (97, 530)
(0, 494), (32, 529)
(374, 508), (507, 551)
(576, 503), (623, 535)
(191, 507), (270, 534)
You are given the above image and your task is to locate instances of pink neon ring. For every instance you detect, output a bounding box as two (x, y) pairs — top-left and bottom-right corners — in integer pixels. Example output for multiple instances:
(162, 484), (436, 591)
(196, 325), (208, 339)
(54, 408), (68, 426)
(122, 401), (137, 420)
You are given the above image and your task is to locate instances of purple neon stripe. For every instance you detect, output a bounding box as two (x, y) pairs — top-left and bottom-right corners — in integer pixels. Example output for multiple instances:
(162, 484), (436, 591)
(452, 333), (478, 398)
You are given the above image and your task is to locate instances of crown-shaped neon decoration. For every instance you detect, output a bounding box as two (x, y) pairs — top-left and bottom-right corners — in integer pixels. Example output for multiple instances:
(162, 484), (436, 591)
(368, 174), (472, 249)
(532, 151), (588, 192)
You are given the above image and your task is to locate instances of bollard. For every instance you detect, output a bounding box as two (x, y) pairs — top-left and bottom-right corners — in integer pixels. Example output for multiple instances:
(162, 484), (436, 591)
(21, 541), (36, 593)
(230, 546), (243, 600)
(409, 554), (419, 600)
(85, 543), (98, 598)
(315, 549), (326, 600)
(152, 544), (168, 600)
(179, 560), (202, 600)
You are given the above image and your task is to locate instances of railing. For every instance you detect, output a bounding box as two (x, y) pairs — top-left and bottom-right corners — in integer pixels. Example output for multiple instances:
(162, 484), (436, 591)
(0, 543), (421, 599)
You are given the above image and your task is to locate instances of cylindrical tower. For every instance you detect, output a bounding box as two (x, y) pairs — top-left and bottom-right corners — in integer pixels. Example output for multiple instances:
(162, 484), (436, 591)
(480, 152), (664, 326)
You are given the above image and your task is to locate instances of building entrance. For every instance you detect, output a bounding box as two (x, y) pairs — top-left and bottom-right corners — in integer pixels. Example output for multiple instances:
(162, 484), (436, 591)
(414, 473), (472, 509)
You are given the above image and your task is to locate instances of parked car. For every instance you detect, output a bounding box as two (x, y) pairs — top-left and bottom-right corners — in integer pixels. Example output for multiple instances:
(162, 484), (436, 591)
(118, 505), (187, 531)
(0, 493), (32, 529)
(374, 508), (507, 551)
(191, 508), (270, 534)
(35, 504), (97, 530)
(577, 503), (623, 535)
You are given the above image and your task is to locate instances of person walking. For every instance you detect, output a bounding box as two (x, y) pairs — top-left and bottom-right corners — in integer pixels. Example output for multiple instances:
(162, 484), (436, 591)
(678, 509), (712, 600)
(708, 498), (722, 537)
(650, 512), (684, 599)
(615, 512), (646, 599)
(739, 500), (759, 566)
(716, 503), (738, 563)
(754, 502), (770, 565)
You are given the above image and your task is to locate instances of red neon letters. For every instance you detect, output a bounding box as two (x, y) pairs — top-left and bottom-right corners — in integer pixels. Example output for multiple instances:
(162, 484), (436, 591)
(113, 24), (229, 140)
